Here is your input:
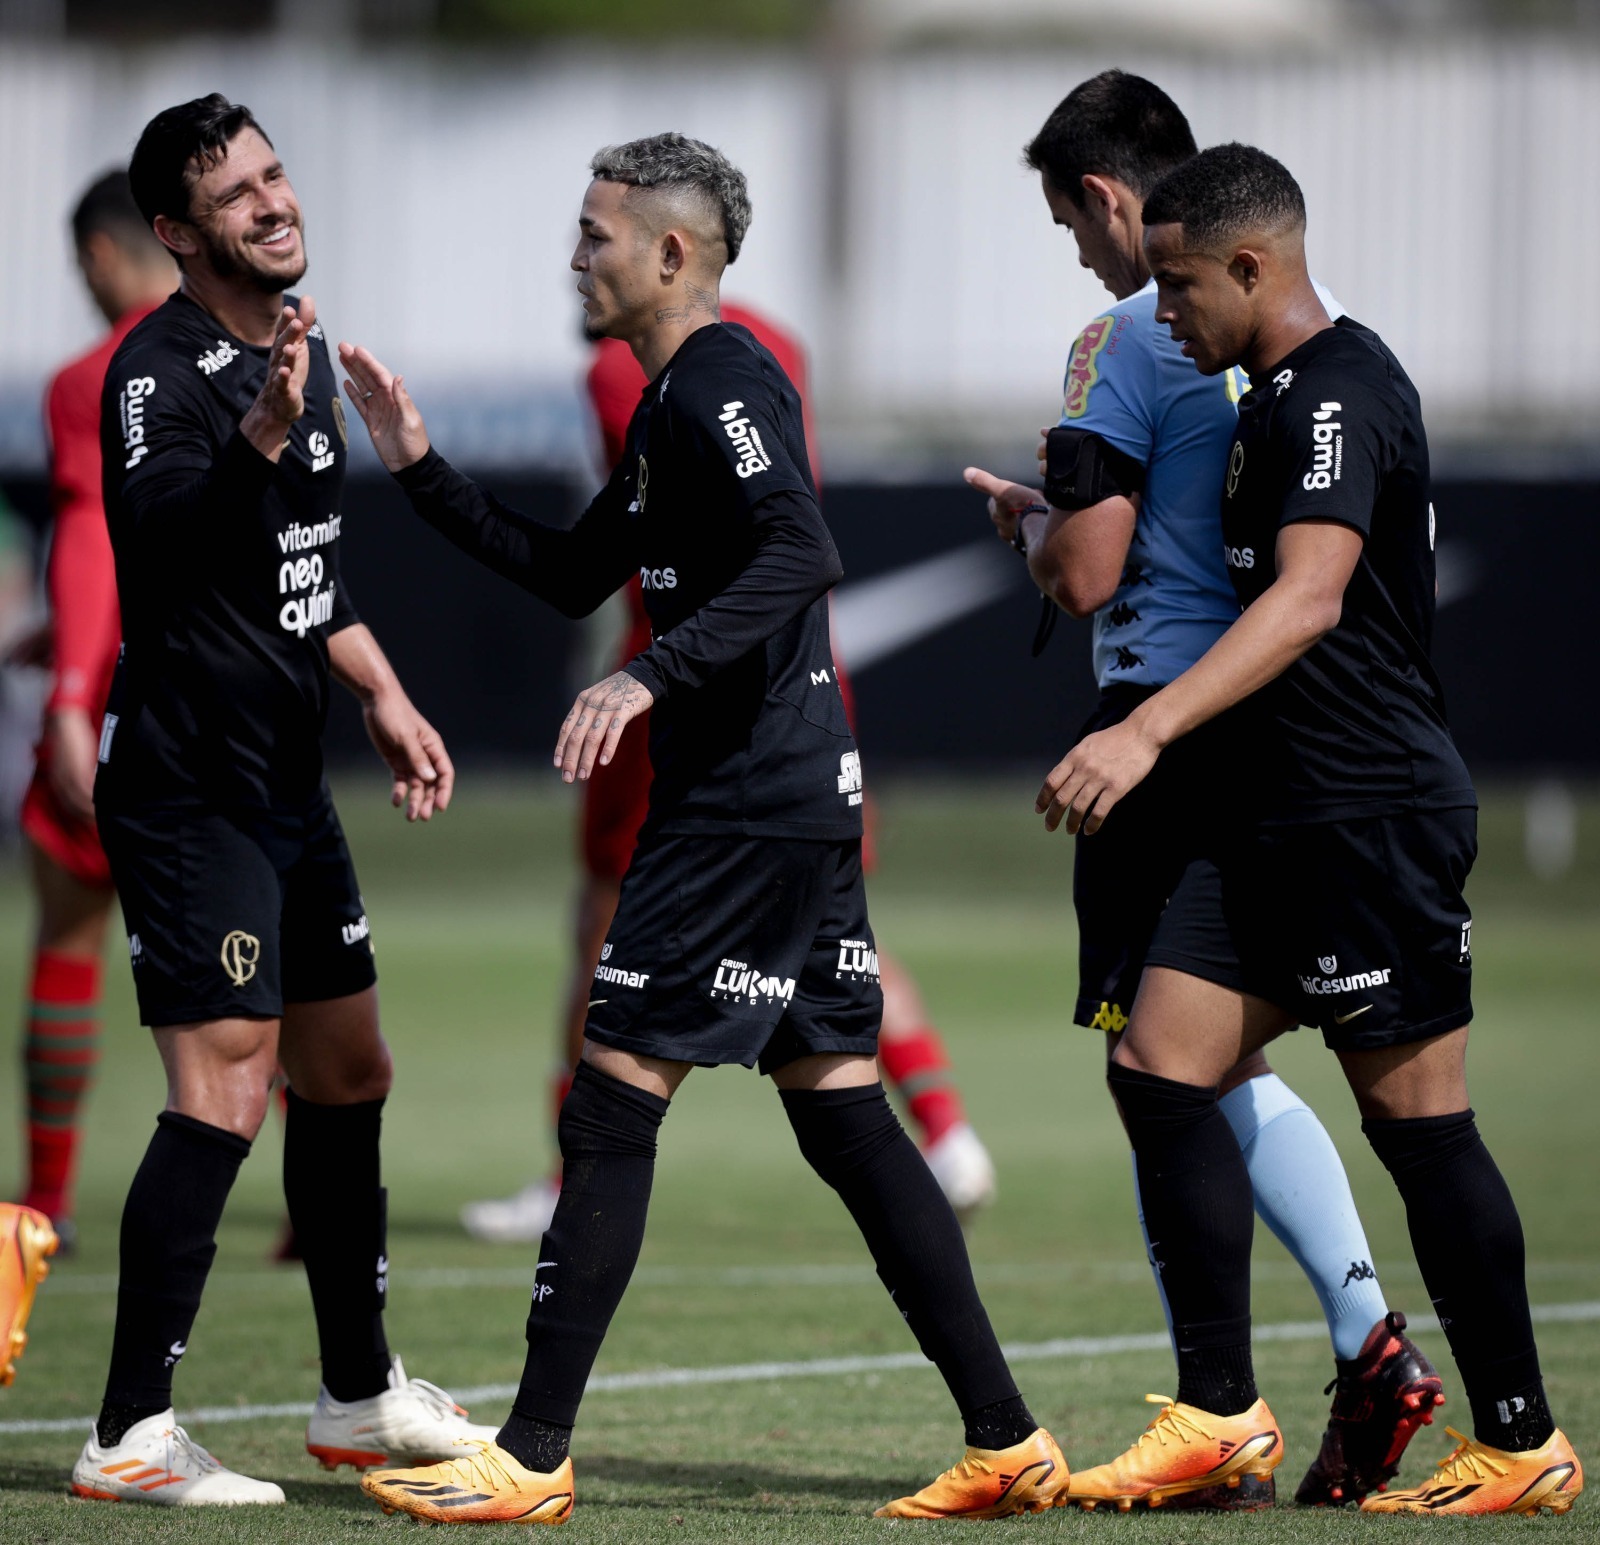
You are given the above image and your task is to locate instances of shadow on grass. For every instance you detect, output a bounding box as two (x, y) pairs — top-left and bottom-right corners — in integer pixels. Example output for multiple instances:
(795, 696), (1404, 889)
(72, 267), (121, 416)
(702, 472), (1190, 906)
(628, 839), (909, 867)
(578, 1451), (897, 1510)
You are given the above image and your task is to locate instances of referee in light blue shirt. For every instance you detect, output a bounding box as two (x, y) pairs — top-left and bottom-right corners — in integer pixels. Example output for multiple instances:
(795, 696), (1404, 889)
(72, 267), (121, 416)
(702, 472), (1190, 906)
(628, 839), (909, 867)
(964, 71), (1436, 1510)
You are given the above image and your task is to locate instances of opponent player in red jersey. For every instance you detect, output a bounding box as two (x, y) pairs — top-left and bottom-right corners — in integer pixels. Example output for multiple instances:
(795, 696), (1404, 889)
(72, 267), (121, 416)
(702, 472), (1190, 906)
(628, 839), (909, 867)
(461, 303), (997, 1242)
(11, 171), (175, 1245)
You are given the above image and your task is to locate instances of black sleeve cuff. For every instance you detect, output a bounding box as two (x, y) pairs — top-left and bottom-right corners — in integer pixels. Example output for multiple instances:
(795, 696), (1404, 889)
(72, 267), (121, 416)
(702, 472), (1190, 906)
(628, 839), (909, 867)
(392, 445), (450, 491)
(621, 656), (666, 701)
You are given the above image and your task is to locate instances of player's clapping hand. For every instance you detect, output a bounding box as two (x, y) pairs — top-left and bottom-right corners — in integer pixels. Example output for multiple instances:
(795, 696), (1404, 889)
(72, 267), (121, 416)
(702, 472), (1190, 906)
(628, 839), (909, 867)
(555, 671), (655, 785)
(964, 465), (1047, 548)
(1036, 717), (1163, 835)
(340, 343), (430, 473)
(241, 297), (315, 458)
(363, 688), (455, 822)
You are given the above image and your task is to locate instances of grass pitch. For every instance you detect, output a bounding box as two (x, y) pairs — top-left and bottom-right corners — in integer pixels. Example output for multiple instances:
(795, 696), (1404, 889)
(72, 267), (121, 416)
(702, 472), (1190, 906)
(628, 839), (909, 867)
(0, 777), (1596, 1542)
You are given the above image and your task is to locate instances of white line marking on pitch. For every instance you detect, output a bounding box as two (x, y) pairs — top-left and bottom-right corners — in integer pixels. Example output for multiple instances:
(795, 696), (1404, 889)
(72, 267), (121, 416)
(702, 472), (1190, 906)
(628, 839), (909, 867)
(3, 1300), (1596, 1438)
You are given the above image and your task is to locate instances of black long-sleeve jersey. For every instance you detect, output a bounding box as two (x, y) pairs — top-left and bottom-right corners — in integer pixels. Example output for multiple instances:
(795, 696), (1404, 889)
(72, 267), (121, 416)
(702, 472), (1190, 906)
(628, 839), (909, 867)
(97, 291), (358, 811)
(398, 322), (861, 840)
(1222, 317), (1474, 824)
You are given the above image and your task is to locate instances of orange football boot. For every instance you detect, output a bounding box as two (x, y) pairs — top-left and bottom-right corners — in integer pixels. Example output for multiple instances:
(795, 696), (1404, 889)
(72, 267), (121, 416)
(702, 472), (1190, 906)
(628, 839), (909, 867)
(0, 1202), (59, 1386)
(1064, 1393), (1281, 1511)
(1360, 1426), (1582, 1516)
(362, 1442), (573, 1525)
(875, 1428), (1070, 1519)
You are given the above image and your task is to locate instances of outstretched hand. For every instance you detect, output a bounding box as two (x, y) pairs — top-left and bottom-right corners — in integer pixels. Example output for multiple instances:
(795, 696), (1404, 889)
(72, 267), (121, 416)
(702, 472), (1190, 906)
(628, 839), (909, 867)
(241, 297), (315, 458)
(554, 671), (655, 784)
(340, 342), (430, 473)
(964, 465), (1047, 548)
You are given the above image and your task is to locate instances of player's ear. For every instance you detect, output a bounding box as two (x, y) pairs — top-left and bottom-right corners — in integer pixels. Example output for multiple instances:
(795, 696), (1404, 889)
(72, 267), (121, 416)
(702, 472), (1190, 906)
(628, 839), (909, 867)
(152, 214), (199, 263)
(1229, 247), (1264, 292)
(660, 230), (687, 279)
(1080, 173), (1117, 222)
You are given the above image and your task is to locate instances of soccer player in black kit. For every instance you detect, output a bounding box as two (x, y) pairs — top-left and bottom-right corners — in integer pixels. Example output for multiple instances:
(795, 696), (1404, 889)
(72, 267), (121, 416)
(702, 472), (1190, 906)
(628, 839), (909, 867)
(1040, 144), (1582, 1517)
(71, 97), (500, 1506)
(343, 132), (1067, 1525)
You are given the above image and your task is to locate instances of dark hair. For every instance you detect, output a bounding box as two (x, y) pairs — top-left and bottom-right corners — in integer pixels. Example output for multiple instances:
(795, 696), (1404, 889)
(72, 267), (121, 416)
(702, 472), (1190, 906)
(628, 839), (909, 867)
(1142, 142), (1307, 247)
(590, 132), (752, 264)
(128, 93), (272, 227)
(71, 168), (161, 254)
(1023, 70), (1196, 205)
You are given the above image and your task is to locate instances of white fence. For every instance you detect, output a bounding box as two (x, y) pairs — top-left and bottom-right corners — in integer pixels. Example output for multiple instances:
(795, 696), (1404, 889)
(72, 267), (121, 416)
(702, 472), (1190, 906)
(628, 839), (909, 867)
(2, 37), (1597, 469)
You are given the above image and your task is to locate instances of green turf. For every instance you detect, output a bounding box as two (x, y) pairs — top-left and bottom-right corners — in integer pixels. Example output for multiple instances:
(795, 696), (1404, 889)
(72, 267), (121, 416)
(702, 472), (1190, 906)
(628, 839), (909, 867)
(0, 778), (1596, 1541)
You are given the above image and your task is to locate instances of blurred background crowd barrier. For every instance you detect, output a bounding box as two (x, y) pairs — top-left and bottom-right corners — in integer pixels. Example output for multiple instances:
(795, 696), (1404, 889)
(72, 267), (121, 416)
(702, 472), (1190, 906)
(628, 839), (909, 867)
(0, 2), (1595, 840)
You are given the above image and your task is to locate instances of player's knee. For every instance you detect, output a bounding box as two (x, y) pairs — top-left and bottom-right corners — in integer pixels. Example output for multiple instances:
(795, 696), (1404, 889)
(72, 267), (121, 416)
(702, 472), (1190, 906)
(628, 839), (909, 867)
(780, 1082), (899, 1185)
(556, 1060), (668, 1164)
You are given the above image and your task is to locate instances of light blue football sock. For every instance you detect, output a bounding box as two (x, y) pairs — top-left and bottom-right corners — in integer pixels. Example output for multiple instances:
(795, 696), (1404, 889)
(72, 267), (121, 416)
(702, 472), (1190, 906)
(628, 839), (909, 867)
(1130, 1150), (1178, 1356)
(1220, 1072), (1388, 1361)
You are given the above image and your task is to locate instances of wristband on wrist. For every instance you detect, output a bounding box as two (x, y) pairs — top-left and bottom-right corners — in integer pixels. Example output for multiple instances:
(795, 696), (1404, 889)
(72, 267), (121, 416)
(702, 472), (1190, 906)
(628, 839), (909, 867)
(1012, 501), (1049, 556)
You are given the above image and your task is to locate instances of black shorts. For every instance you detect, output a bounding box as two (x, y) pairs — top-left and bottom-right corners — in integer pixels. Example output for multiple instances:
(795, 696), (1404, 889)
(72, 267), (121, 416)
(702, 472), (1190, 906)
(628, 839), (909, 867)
(99, 788), (378, 1028)
(1147, 806), (1477, 1051)
(586, 834), (882, 1075)
(1072, 687), (1243, 1031)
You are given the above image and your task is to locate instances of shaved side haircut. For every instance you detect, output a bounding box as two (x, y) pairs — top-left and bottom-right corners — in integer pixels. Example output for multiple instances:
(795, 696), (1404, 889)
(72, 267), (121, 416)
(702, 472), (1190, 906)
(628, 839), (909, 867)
(589, 132), (752, 267)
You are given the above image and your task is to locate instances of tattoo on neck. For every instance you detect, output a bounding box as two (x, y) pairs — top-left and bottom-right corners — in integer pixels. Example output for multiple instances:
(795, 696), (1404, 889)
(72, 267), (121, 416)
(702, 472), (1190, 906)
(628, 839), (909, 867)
(655, 281), (720, 326)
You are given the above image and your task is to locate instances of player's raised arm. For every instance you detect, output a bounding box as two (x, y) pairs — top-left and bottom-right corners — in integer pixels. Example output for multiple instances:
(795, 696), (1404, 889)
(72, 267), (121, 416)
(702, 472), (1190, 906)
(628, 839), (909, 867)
(341, 341), (638, 618)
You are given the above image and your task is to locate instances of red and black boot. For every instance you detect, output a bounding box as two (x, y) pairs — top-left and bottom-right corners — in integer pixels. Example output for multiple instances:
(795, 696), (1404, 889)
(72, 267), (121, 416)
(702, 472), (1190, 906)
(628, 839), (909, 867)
(1296, 1310), (1447, 1506)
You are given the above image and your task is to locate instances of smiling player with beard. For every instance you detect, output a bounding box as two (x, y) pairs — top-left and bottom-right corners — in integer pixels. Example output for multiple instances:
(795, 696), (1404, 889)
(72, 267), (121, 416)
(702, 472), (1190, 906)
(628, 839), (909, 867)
(73, 95), (497, 1507)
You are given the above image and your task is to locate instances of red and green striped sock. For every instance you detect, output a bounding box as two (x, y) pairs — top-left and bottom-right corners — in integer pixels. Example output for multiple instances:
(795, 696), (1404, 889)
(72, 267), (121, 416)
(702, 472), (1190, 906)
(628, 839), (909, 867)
(22, 950), (102, 1221)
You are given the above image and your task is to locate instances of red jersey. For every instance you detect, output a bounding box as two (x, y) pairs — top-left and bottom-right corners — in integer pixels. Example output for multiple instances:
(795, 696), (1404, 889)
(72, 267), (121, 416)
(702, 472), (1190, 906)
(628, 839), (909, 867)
(21, 303), (155, 887)
(42, 305), (153, 720)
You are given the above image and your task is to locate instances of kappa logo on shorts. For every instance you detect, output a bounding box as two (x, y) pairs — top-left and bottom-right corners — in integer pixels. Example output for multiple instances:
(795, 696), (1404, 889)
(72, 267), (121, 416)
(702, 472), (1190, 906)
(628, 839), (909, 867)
(220, 930), (262, 987)
(1088, 1000), (1128, 1034)
(128, 933), (144, 966)
(1459, 919), (1473, 965)
(834, 939), (880, 985)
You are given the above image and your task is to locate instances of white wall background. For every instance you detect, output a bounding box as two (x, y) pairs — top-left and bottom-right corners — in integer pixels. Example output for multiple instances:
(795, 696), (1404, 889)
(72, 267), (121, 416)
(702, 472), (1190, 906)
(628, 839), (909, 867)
(2, 38), (1597, 469)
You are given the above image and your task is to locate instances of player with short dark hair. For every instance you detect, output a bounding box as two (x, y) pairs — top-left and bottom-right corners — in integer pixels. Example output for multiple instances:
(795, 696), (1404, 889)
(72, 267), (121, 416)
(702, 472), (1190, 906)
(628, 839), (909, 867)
(968, 72), (1436, 1508)
(11, 170), (173, 1252)
(71, 95), (497, 1506)
(1046, 142), (1583, 1518)
(346, 131), (1067, 1526)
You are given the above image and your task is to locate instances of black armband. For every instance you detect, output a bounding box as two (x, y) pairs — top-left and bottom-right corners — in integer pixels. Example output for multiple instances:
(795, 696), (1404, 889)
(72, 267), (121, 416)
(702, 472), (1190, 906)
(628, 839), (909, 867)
(1043, 427), (1146, 512)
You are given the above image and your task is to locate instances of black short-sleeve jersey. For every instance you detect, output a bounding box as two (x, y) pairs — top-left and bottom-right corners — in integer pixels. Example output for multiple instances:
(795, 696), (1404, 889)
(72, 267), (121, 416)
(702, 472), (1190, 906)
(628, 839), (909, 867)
(1221, 317), (1474, 823)
(397, 321), (861, 840)
(97, 291), (358, 811)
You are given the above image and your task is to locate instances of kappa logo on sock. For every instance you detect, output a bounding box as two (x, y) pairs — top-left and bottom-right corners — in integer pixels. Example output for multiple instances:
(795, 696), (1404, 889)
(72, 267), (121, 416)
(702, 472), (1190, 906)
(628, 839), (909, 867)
(532, 1261), (556, 1303)
(1342, 1259), (1377, 1288)
(376, 1254), (389, 1295)
(163, 1339), (187, 1368)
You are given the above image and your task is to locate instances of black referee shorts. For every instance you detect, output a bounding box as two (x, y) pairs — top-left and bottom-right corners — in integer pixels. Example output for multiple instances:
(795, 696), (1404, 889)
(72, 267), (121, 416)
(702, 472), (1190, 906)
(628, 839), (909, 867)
(1147, 807), (1477, 1051)
(585, 833), (882, 1075)
(99, 787), (378, 1028)
(1071, 687), (1243, 1032)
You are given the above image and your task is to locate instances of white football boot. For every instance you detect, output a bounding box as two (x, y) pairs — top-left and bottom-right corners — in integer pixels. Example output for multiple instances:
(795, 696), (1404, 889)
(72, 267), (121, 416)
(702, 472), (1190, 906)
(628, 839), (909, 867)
(459, 1176), (560, 1244)
(306, 1354), (499, 1471)
(70, 1411), (284, 1505)
(924, 1122), (998, 1223)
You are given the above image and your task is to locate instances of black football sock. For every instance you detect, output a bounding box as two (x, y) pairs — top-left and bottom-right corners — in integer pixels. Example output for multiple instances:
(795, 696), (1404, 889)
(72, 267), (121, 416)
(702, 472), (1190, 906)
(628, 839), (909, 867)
(1364, 1110), (1554, 1451)
(496, 1062), (668, 1471)
(283, 1089), (392, 1403)
(1107, 1062), (1258, 1416)
(98, 1111), (250, 1444)
(780, 1083), (1035, 1449)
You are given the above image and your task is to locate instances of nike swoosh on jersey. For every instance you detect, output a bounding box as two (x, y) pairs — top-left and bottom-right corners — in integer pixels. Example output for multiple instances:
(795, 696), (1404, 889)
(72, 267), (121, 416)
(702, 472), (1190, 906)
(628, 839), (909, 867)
(1334, 1004), (1375, 1024)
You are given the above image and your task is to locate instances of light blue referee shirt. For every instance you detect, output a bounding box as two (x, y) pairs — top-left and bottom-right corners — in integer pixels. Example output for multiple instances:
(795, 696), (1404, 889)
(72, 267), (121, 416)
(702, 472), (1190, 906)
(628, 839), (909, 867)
(1058, 278), (1340, 690)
